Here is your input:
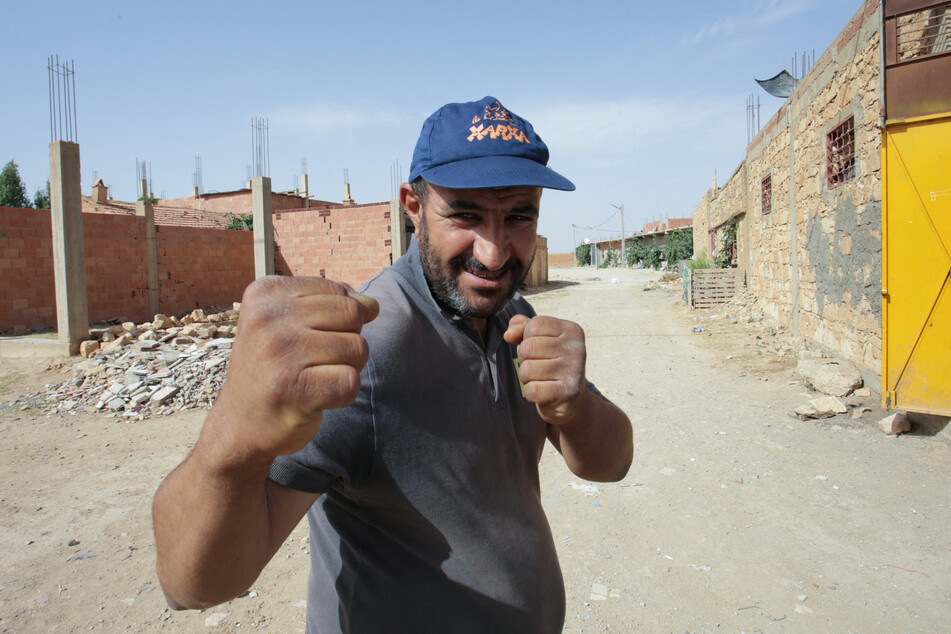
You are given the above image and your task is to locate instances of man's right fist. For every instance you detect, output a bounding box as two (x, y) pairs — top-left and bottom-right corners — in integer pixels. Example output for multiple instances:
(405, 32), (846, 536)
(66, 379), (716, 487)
(211, 276), (379, 459)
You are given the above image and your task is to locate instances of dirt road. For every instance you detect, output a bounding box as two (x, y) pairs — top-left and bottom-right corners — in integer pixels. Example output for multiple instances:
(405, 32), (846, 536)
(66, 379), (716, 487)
(1, 267), (948, 632)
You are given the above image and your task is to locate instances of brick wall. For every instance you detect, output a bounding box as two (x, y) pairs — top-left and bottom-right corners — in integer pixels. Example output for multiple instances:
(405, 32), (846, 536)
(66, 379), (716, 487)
(160, 191), (343, 214)
(549, 252), (575, 268)
(83, 213), (151, 322)
(156, 226), (254, 318)
(0, 207), (56, 329)
(0, 206), (254, 331)
(273, 202), (394, 288)
(687, 0), (882, 374)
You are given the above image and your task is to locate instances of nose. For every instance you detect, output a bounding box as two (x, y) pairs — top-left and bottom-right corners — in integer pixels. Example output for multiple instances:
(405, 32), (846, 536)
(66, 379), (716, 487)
(472, 220), (510, 271)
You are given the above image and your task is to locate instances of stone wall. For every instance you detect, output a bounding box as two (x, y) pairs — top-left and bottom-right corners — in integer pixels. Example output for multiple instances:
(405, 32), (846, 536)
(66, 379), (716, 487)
(688, 0), (882, 374)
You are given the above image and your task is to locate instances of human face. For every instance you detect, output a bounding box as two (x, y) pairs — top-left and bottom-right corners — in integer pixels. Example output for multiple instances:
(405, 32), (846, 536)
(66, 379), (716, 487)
(404, 182), (540, 324)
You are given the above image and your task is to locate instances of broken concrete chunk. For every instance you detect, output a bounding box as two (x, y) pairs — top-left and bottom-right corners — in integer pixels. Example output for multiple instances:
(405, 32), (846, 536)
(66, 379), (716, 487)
(880, 411), (911, 435)
(854, 387), (872, 397)
(189, 309), (207, 323)
(151, 386), (181, 405)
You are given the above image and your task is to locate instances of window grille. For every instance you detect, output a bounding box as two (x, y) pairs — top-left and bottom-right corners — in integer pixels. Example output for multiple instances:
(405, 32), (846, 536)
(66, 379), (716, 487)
(897, 4), (951, 61)
(761, 175), (772, 214)
(826, 116), (855, 188)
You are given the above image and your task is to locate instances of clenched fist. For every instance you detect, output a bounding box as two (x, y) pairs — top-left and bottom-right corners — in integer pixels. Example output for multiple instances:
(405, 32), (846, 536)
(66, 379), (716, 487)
(213, 276), (379, 459)
(503, 314), (588, 425)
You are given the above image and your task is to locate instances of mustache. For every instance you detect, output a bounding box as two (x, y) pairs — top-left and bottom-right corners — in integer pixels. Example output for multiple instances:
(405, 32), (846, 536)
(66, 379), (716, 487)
(451, 256), (518, 274)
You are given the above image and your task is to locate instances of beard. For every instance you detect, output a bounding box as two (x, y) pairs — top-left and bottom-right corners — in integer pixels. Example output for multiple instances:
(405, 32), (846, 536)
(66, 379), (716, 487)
(416, 215), (534, 320)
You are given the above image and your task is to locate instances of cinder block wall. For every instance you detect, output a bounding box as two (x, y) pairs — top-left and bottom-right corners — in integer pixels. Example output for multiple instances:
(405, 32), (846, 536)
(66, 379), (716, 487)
(689, 0), (882, 374)
(273, 202), (393, 288)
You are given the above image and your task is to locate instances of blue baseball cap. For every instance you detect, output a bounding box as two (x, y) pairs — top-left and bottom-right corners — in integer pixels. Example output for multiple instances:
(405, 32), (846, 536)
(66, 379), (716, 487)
(408, 96), (575, 191)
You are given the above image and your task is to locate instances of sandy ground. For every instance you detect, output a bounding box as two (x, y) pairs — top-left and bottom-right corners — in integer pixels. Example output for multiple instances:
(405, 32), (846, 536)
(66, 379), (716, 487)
(1, 267), (949, 632)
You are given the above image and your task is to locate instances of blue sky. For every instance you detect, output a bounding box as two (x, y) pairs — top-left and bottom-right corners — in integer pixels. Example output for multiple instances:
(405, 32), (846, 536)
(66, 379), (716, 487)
(4, 0), (867, 253)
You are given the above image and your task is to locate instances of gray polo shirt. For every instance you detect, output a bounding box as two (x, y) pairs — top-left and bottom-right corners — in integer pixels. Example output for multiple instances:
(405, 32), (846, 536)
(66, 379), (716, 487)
(269, 238), (566, 633)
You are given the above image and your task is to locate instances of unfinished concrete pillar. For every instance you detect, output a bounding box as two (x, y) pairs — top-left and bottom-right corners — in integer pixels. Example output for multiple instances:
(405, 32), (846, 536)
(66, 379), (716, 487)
(135, 200), (160, 317)
(49, 140), (89, 354)
(252, 176), (274, 278)
(390, 199), (409, 261)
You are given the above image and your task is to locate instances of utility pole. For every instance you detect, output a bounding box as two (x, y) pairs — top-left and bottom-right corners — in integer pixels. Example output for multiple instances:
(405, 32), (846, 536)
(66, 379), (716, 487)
(572, 224), (577, 266)
(620, 203), (625, 267)
(611, 203), (626, 267)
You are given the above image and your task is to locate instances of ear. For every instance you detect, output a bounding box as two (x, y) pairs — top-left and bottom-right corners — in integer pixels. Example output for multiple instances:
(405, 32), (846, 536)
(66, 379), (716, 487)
(399, 182), (422, 226)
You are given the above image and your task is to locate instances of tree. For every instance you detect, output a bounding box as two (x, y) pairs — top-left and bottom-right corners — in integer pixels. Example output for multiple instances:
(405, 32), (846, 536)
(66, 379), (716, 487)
(625, 240), (647, 267)
(0, 161), (32, 208)
(663, 227), (694, 264)
(225, 212), (253, 231)
(33, 180), (50, 209)
(574, 243), (591, 266)
(644, 240), (664, 270)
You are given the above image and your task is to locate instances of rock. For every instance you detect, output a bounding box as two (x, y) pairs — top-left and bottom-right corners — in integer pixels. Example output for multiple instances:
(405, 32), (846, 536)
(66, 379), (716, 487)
(138, 329), (159, 341)
(101, 333), (133, 354)
(796, 359), (863, 397)
(135, 340), (160, 351)
(170, 315), (183, 327)
(151, 314), (174, 330)
(794, 404), (821, 420)
(106, 325), (125, 336)
(852, 407), (871, 419)
(880, 411), (911, 435)
(180, 325), (200, 337)
(79, 340), (100, 358)
(121, 321), (141, 337)
(195, 324), (218, 339)
(233, 302), (241, 312)
(811, 396), (848, 416)
(794, 396), (847, 419)
(189, 309), (207, 323)
(854, 387), (872, 397)
(204, 612), (228, 627)
(100, 331), (116, 343)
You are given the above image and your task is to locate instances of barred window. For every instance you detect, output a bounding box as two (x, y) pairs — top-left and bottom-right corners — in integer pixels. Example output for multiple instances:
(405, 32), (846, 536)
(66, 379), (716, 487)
(897, 4), (951, 61)
(827, 117), (855, 188)
(761, 175), (772, 214)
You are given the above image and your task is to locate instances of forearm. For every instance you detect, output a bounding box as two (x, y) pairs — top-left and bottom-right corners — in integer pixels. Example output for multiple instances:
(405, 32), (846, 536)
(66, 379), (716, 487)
(548, 389), (633, 482)
(153, 407), (281, 609)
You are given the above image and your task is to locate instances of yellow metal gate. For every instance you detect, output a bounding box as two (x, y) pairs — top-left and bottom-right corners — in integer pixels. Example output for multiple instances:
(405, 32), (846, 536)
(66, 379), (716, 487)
(882, 1), (951, 414)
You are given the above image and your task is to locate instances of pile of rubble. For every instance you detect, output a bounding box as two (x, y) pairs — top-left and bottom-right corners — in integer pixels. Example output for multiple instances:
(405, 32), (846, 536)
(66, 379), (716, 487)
(4, 306), (241, 421)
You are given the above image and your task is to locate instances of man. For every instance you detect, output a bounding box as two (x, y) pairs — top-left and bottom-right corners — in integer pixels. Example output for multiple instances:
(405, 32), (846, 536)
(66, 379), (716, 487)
(153, 96), (633, 632)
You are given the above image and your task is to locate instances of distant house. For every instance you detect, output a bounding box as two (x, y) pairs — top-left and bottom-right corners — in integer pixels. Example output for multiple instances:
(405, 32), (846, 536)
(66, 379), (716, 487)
(588, 217), (692, 266)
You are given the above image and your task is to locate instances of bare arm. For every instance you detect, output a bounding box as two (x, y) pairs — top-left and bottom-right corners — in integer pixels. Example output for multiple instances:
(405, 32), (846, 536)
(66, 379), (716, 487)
(505, 315), (633, 482)
(152, 277), (378, 609)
